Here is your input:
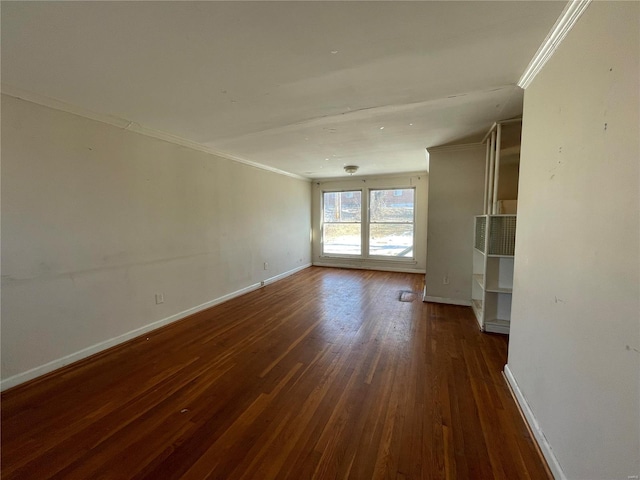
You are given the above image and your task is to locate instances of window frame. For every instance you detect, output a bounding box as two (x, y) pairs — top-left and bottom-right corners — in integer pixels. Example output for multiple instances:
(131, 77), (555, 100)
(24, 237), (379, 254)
(320, 186), (417, 262)
(367, 187), (416, 260)
(320, 189), (363, 258)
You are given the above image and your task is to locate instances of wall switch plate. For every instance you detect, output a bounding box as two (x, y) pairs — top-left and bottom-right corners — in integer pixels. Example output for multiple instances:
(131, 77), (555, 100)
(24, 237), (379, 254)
(443, 276), (449, 285)
(155, 293), (164, 304)
(264, 262), (268, 270)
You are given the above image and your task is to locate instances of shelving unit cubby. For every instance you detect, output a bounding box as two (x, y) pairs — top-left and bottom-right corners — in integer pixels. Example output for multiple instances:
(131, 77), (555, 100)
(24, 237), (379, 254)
(472, 214), (516, 334)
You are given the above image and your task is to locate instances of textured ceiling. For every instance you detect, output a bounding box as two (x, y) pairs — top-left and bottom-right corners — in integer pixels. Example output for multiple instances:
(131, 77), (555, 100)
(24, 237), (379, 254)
(1, 1), (566, 179)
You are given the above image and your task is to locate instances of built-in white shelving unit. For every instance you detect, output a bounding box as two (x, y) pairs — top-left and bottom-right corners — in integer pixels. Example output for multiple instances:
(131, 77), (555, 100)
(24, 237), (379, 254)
(471, 118), (521, 335)
(472, 214), (516, 333)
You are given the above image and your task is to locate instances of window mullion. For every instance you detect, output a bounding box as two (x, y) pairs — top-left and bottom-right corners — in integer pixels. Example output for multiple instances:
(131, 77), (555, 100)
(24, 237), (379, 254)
(362, 187), (370, 259)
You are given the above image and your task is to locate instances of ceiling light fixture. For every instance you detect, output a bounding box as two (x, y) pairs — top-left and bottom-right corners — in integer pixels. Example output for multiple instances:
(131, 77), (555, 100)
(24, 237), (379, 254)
(344, 165), (359, 175)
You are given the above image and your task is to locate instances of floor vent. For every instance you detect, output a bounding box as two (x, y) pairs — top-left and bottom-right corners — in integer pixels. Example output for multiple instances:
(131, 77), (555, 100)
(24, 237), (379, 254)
(399, 291), (418, 302)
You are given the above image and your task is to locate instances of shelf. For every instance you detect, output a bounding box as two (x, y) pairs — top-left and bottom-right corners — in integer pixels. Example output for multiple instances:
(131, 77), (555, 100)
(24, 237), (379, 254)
(484, 318), (511, 335)
(485, 286), (512, 294)
(475, 275), (512, 293)
(473, 214), (516, 336)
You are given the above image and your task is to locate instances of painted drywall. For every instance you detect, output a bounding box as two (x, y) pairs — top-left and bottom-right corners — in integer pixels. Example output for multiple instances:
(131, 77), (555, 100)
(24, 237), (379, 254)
(497, 160), (519, 201)
(507, 2), (640, 479)
(1, 2), (565, 179)
(1, 94), (312, 386)
(311, 173), (427, 273)
(424, 144), (485, 304)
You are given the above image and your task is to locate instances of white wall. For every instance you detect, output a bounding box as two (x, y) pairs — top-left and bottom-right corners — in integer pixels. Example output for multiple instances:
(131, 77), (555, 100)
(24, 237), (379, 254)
(311, 173), (427, 273)
(424, 144), (485, 305)
(506, 3), (640, 479)
(497, 160), (519, 201)
(1, 94), (312, 388)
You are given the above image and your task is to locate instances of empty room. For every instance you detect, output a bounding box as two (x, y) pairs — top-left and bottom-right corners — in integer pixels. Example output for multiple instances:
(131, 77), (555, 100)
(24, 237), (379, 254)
(1, 1), (638, 479)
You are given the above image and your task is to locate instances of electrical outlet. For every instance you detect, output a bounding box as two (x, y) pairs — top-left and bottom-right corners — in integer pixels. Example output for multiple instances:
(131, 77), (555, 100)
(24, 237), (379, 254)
(443, 276), (449, 285)
(155, 293), (164, 304)
(264, 262), (268, 270)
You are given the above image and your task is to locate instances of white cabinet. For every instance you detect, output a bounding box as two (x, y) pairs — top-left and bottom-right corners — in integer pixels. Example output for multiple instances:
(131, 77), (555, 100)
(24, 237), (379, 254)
(472, 215), (516, 334)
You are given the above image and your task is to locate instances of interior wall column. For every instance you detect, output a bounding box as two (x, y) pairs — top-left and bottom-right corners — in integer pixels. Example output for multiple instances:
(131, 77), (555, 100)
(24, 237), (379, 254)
(483, 139), (491, 214)
(487, 130), (496, 215)
(492, 124), (502, 214)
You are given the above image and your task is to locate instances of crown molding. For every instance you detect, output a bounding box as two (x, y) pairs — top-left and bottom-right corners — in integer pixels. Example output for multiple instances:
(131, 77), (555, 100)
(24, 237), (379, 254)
(313, 170), (428, 184)
(517, 0), (592, 89)
(1, 84), (310, 182)
(426, 143), (484, 154)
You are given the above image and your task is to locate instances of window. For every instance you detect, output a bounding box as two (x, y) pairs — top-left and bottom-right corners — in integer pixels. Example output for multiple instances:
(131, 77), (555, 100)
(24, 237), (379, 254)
(369, 188), (414, 257)
(321, 187), (416, 260)
(322, 191), (362, 255)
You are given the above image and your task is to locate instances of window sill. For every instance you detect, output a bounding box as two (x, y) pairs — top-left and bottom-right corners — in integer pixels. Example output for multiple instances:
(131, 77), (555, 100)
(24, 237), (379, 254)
(319, 255), (417, 265)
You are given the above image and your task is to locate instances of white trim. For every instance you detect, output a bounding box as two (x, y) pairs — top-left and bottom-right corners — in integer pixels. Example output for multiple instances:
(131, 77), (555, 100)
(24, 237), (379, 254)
(313, 261), (425, 275)
(314, 171), (428, 184)
(0, 85), (309, 182)
(426, 143), (483, 154)
(504, 364), (567, 480)
(517, 0), (592, 89)
(263, 263), (311, 286)
(422, 296), (472, 307)
(0, 264), (311, 391)
(481, 118), (522, 145)
(318, 255), (416, 264)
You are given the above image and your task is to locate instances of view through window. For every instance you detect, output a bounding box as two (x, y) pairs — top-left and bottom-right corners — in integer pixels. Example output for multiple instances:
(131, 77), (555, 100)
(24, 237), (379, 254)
(322, 191), (362, 255)
(322, 188), (415, 258)
(369, 188), (414, 257)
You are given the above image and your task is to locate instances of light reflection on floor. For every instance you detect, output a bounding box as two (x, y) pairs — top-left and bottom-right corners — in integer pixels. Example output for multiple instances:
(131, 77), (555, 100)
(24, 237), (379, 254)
(313, 269), (420, 351)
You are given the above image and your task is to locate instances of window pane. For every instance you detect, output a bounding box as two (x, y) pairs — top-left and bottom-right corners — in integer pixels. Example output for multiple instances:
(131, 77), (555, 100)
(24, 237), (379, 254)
(323, 223), (361, 255)
(323, 191), (361, 223)
(370, 189), (414, 223)
(369, 224), (414, 257)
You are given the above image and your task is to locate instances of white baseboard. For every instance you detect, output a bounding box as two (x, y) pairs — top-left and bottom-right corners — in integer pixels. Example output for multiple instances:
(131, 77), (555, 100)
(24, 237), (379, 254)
(0, 264), (311, 392)
(422, 295), (472, 307)
(504, 364), (566, 480)
(264, 263), (311, 286)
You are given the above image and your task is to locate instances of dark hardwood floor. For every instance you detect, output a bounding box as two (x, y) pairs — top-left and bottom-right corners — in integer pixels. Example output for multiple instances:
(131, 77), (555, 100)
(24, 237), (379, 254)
(1, 267), (550, 479)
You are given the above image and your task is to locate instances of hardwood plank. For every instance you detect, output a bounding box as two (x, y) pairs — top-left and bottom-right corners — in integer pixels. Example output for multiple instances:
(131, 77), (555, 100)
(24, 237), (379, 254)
(1, 267), (551, 479)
